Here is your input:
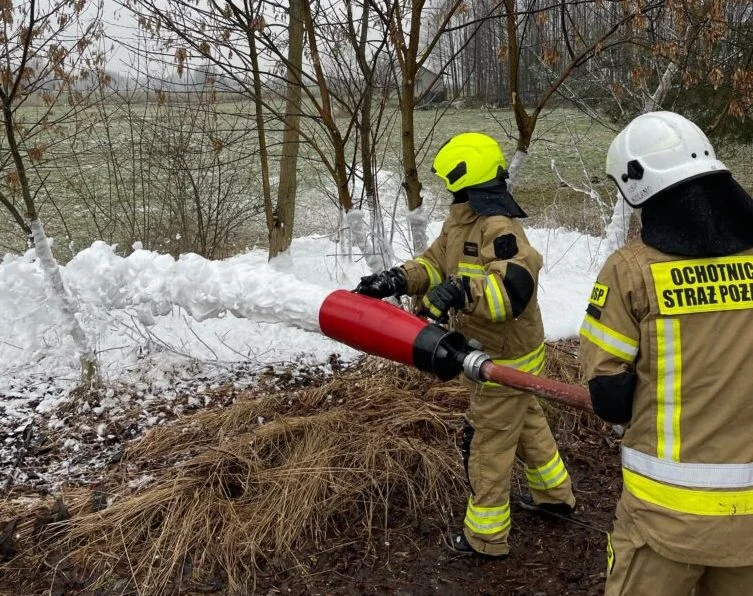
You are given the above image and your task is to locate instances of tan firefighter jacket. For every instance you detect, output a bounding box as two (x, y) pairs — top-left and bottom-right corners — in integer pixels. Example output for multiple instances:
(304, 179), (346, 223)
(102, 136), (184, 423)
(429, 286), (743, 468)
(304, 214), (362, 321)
(401, 202), (545, 393)
(580, 240), (753, 566)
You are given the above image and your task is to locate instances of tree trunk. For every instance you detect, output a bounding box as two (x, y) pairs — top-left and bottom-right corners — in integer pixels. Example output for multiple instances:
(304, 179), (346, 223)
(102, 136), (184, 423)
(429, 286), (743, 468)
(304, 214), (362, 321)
(507, 149), (529, 190)
(269, 0), (304, 259)
(347, 209), (394, 272)
(358, 0), (376, 213)
(30, 219), (99, 387)
(401, 74), (427, 254)
(248, 16), (273, 239)
(352, 0), (392, 271)
(301, 0), (352, 213)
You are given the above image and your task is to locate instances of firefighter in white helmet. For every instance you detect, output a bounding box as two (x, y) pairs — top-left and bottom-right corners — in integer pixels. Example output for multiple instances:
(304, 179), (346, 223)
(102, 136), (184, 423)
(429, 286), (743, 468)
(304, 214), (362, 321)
(579, 111), (753, 595)
(355, 132), (576, 558)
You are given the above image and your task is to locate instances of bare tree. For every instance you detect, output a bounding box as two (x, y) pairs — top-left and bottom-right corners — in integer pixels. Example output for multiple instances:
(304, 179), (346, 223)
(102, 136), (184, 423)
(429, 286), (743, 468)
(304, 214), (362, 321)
(0, 0), (108, 386)
(499, 0), (664, 188)
(371, 0), (483, 254)
(123, 0), (308, 258)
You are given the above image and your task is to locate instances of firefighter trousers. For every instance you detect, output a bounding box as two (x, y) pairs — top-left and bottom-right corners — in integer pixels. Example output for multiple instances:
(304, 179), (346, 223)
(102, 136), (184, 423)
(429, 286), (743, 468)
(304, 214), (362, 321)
(462, 385), (576, 556)
(606, 499), (753, 596)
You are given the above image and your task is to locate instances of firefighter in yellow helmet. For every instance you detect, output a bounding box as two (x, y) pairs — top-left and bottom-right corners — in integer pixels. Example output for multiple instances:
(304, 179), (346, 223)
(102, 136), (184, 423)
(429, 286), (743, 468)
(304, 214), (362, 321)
(579, 111), (753, 595)
(355, 132), (576, 557)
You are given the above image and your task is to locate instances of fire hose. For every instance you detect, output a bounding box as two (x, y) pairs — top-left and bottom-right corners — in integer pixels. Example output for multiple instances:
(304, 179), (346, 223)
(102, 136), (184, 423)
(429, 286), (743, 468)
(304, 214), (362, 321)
(318, 290), (593, 413)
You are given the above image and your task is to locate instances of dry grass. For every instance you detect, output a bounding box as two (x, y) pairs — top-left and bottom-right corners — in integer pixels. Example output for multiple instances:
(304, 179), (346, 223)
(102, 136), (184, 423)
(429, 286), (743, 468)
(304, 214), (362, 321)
(543, 339), (586, 387)
(1, 358), (469, 594)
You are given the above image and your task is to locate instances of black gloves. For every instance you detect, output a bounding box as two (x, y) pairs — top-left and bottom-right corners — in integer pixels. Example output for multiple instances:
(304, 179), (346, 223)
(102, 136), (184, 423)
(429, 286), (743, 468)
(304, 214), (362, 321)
(422, 276), (468, 321)
(355, 269), (469, 322)
(354, 267), (407, 298)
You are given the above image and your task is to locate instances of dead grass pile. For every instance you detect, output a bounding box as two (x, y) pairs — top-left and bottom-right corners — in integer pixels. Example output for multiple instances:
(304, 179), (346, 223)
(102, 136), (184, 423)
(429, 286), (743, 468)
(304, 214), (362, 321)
(1, 358), (469, 594)
(543, 339), (585, 386)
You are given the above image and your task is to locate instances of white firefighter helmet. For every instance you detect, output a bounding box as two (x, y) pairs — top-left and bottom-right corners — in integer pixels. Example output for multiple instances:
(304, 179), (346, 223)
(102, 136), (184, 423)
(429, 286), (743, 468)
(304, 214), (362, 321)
(605, 111), (728, 207)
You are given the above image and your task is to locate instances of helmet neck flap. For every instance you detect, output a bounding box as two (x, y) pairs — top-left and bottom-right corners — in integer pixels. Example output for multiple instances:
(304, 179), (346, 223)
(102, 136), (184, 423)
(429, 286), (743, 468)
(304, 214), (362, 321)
(452, 173), (527, 218)
(641, 172), (753, 257)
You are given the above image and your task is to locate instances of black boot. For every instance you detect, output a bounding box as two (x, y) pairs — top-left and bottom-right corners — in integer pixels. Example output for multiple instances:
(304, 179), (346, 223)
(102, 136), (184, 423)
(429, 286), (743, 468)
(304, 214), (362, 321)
(519, 494), (575, 517)
(450, 533), (508, 559)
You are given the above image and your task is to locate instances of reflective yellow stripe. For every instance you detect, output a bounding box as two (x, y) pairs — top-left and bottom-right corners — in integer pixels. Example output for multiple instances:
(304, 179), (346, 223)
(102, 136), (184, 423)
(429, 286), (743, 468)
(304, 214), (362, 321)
(606, 533), (615, 573)
(482, 344), (546, 387)
(656, 318), (682, 461)
(483, 274), (506, 322)
(495, 343), (546, 374)
(623, 468), (753, 516)
(457, 262), (485, 278)
(579, 314), (638, 362)
(421, 295), (443, 318)
(464, 497), (511, 535)
(415, 257), (442, 288)
(525, 451), (569, 490)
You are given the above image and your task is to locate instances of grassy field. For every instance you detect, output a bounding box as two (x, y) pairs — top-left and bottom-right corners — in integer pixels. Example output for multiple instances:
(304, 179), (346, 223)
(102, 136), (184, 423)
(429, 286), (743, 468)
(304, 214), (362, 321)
(1, 102), (751, 260)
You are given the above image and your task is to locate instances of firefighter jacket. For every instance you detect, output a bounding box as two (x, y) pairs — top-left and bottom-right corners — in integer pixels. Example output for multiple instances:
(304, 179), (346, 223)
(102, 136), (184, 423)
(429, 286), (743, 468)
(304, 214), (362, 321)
(401, 201), (545, 392)
(579, 240), (753, 566)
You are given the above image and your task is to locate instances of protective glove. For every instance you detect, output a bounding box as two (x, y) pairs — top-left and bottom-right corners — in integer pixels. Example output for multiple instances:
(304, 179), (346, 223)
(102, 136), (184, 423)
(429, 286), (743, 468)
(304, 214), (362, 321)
(354, 267), (407, 298)
(422, 276), (468, 321)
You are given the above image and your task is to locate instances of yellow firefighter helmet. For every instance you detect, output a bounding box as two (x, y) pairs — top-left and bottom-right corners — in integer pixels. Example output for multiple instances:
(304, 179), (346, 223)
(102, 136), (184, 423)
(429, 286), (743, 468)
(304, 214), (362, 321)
(432, 132), (508, 193)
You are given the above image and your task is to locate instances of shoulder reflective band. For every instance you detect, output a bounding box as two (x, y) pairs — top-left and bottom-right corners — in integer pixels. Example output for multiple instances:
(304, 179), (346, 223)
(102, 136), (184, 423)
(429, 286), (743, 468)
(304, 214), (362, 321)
(623, 468), (753, 516)
(656, 318), (681, 461)
(623, 447), (753, 489)
(580, 314), (638, 362)
(525, 451), (569, 491)
(589, 282), (609, 307)
(457, 261), (485, 278)
(651, 256), (753, 315)
(464, 496), (511, 535)
(415, 257), (443, 288)
(484, 274), (507, 322)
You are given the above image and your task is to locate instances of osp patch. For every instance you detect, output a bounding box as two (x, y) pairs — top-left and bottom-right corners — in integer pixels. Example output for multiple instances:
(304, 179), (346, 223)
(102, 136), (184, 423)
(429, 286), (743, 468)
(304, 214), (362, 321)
(589, 282), (609, 307)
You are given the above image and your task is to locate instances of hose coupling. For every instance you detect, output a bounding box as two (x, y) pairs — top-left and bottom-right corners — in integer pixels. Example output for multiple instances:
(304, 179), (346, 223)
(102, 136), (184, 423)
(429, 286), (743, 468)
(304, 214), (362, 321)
(463, 350), (491, 382)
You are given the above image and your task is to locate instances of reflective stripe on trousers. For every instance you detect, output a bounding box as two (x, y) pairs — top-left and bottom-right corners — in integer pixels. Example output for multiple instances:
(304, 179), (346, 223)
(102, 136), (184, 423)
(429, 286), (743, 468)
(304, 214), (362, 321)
(525, 450), (569, 491)
(464, 496), (511, 535)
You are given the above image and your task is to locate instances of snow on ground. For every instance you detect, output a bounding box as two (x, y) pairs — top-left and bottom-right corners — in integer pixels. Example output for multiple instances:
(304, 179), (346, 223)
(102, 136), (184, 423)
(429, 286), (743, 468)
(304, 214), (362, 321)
(0, 223), (610, 491)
